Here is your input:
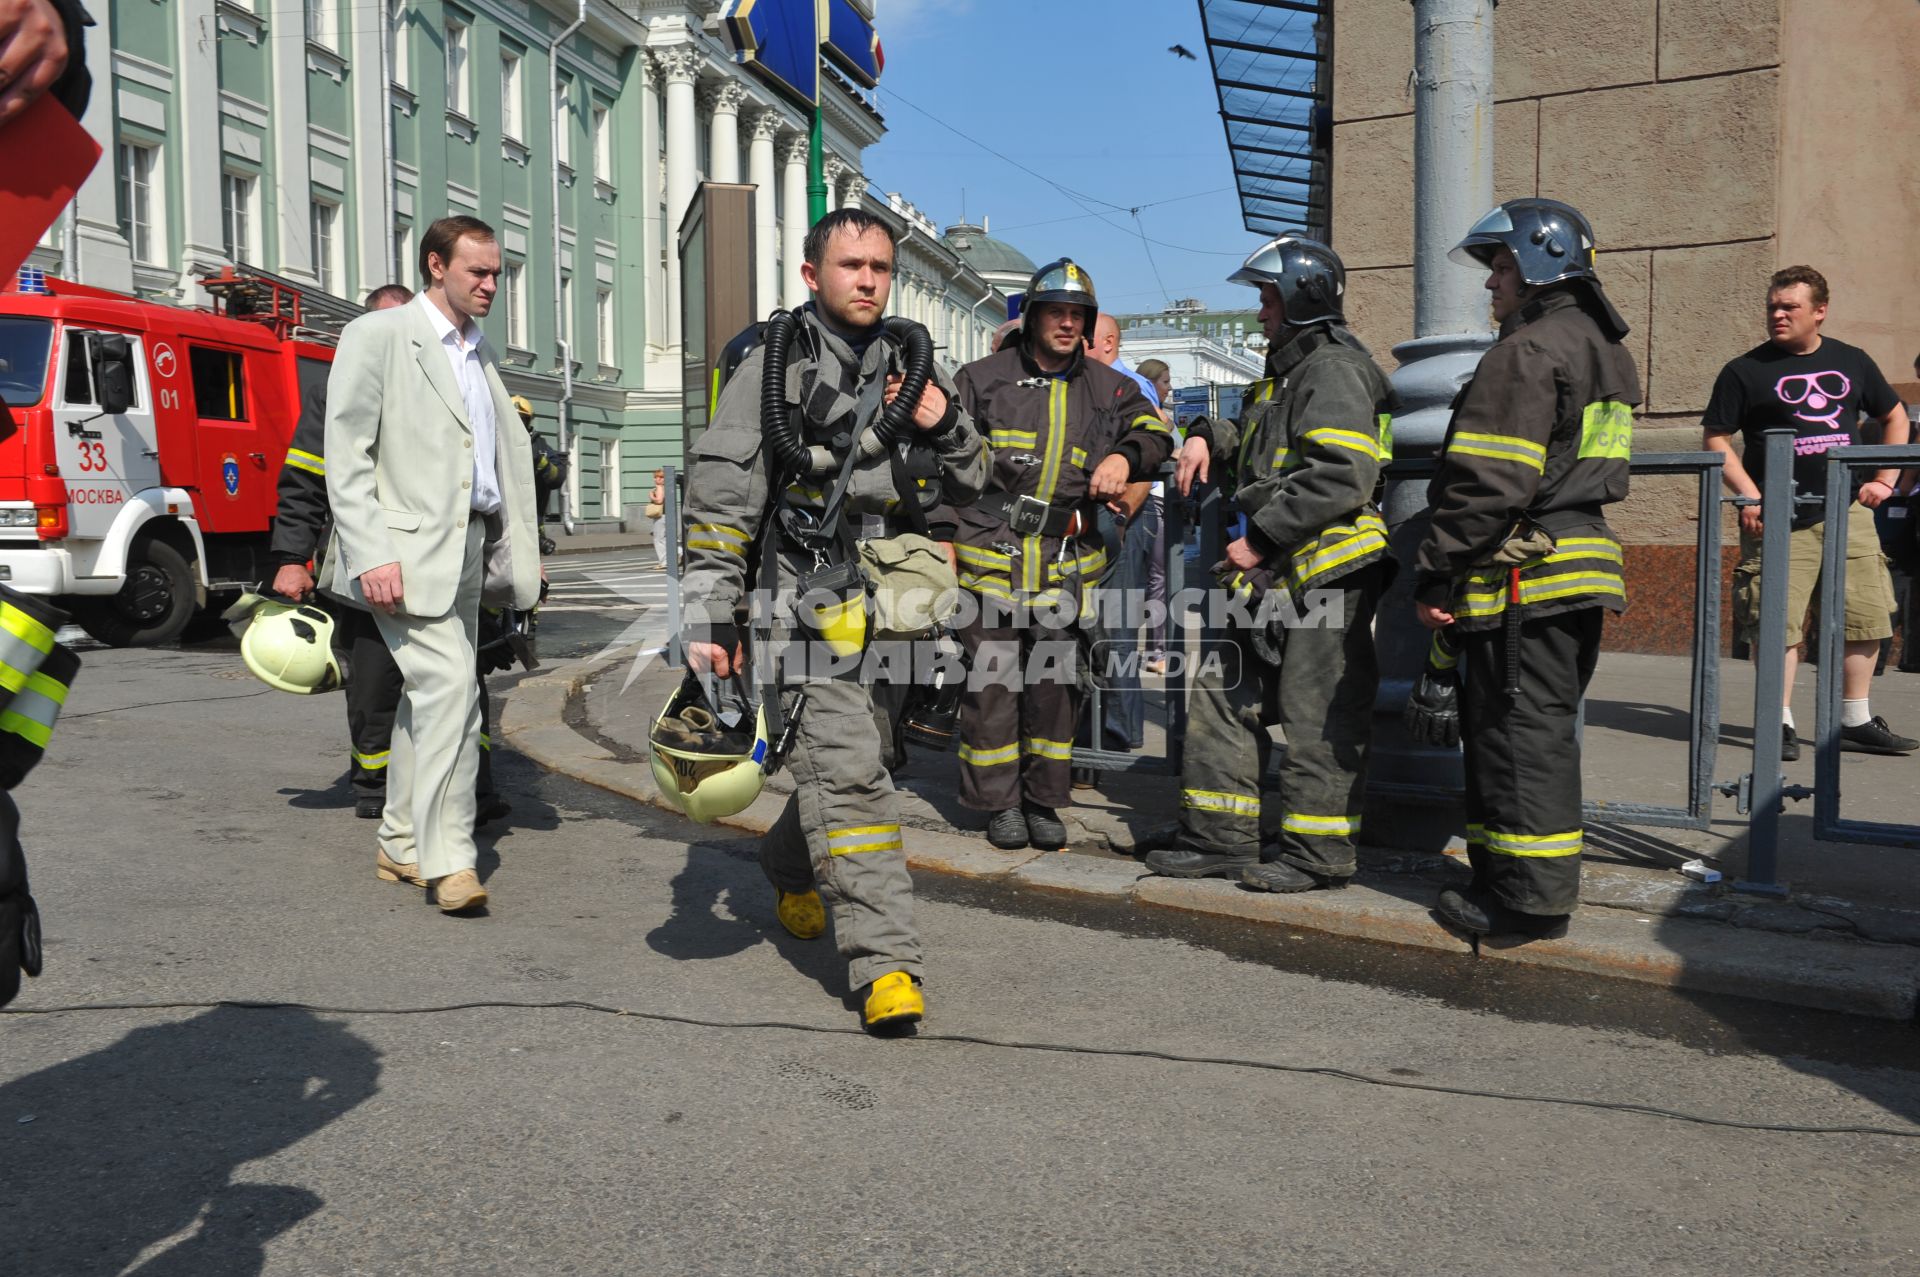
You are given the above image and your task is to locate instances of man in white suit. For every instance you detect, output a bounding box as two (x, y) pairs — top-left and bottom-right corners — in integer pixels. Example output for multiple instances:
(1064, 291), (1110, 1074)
(324, 215), (542, 913)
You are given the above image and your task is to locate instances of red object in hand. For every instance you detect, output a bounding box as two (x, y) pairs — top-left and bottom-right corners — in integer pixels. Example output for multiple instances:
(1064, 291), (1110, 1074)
(0, 94), (101, 279)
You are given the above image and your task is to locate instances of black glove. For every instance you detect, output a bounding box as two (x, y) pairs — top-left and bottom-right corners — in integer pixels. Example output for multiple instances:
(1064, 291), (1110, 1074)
(1403, 666), (1461, 749)
(0, 795), (40, 1009)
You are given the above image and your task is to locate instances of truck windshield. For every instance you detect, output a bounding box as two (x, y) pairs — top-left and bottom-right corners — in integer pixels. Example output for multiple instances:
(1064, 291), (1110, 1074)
(0, 317), (53, 407)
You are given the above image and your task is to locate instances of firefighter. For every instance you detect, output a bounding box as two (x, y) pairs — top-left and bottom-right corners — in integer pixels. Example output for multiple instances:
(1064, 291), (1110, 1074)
(512, 394), (567, 555)
(1142, 236), (1396, 890)
(1413, 198), (1640, 939)
(679, 208), (987, 1031)
(948, 260), (1173, 851)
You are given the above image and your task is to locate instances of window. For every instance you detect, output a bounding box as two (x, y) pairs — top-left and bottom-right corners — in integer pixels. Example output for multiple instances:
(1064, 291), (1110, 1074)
(555, 78), (571, 168)
(599, 437), (620, 518)
(592, 104), (611, 182)
(503, 261), (527, 349)
(188, 346), (248, 422)
(560, 275), (574, 351)
(116, 142), (157, 263)
(310, 200), (340, 295)
(61, 330), (94, 406)
(596, 288), (614, 366)
(445, 20), (470, 116)
(221, 171), (255, 264)
(387, 0), (410, 88)
(0, 318), (54, 409)
(305, 0), (334, 49)
(500, 50), (522, 140)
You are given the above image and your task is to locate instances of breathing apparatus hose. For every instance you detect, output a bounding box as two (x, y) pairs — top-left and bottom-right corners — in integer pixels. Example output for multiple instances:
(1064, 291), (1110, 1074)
(761, 311), (936, 478)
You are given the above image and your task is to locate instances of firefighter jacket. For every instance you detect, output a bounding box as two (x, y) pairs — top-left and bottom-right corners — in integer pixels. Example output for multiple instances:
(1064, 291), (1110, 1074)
(945, 340), (1173, 607)
(269, 375), (331, 569)
(1193, 325), (1396, 601)
(1414, 284), (1640, 632)
(681, 306), (987, 630)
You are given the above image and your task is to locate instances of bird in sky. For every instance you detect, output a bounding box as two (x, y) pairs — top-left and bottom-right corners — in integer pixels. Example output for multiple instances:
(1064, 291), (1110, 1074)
(1168, 44), (1198, 60)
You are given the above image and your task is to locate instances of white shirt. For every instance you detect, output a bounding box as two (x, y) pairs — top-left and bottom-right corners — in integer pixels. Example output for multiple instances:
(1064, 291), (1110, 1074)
(417, 292), (502, 515)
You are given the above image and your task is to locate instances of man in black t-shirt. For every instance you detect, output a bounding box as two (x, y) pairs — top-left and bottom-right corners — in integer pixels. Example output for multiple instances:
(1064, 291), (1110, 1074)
(1702, 265), (1914, 761)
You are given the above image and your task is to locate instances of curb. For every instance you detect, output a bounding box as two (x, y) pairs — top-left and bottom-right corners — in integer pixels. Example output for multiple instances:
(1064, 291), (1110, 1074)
(501, 666), (1920, 1021)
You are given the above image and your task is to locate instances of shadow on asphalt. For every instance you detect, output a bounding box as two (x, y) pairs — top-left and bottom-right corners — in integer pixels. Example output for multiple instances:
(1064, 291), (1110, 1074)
(277, 768), (356, 813)
(0, 1004), (378, 1276)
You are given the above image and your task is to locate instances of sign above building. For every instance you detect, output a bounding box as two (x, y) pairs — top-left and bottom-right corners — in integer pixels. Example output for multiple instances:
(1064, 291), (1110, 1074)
(719, 0), (882, 106)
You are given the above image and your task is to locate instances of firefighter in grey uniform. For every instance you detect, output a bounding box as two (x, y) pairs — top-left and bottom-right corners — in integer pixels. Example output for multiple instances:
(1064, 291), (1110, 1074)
(1412, 198), (1639, 938)
(947, 259), (1173, 851)
(680, 209), (987, 1030)
(1143, 236), (1396, 889)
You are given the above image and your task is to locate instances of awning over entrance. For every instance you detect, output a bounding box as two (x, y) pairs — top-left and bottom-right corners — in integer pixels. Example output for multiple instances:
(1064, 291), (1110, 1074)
(1195, 0), (1330, 240)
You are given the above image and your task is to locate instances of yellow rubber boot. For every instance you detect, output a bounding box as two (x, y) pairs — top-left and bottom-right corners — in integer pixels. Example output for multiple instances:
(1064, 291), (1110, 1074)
(776, 889), (826, 940)
(863, 970), (924, 1030)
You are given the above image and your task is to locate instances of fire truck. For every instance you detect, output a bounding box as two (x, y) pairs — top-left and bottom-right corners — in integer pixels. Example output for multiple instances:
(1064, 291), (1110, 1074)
(0, 266), (358, 645)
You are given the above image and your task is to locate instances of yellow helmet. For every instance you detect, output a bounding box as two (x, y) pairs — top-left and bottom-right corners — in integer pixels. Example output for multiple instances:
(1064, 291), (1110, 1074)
(649, 674), (769, 823)
(510, 394), (535, 422)
(224, 592), (345, 694)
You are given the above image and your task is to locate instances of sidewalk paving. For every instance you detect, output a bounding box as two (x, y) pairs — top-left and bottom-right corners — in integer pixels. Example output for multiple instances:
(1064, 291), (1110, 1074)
(500, 638), (1920, 1021)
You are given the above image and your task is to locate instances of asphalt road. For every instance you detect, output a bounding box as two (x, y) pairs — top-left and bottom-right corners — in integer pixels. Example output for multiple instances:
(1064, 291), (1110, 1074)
(4, 550), (1918, 1276)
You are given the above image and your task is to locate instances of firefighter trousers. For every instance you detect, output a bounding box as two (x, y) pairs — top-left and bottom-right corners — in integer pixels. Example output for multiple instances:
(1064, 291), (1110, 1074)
(759, 675), (923, 991)
(1460, 607), (1602, 917)
(1176, 567), (1383, 877)
(955, 610), (1080, 811)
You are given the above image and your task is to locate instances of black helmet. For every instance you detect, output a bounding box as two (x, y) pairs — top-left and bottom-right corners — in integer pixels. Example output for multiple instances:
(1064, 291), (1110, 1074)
(1227, 234), (1347, 326)
(1022, 258), (1098, 332)
(1450, 198), (1598, 287)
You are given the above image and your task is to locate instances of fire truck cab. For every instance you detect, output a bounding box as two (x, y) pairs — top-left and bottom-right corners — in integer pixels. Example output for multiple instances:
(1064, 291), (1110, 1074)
(0, 268), (343, 645)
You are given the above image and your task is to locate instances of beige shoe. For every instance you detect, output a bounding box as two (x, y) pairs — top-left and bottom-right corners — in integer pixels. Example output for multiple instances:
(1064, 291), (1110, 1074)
(375, 848), (427, 886)
(433, 869), (489, 913)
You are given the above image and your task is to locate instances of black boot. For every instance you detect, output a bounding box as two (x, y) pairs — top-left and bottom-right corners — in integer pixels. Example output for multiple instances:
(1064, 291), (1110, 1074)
(1436, 886), (1569, 939)
(355, 797), (384, 820)
(987, 808), (1029, 850)
(1143, 847), (1258, 879)
(1023, 803), (1067, 850)
(1241, 860), (1349, 893)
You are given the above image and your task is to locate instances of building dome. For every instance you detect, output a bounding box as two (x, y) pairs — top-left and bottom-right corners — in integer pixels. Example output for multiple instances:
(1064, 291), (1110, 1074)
(940, 222), (1036, 282)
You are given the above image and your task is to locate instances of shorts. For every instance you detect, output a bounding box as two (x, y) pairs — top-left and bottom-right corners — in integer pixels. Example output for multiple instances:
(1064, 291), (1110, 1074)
(1733, 502), (1896, 647)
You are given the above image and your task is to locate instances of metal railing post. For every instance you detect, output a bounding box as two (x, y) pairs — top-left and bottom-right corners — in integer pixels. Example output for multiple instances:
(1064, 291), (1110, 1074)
(1738, 429), (1796, 894)
(1163, 479), (1190, 773)
(1814, 450), (1855, 837)
(1688, 460), (1724, 824)
(663, 463), (682, 669)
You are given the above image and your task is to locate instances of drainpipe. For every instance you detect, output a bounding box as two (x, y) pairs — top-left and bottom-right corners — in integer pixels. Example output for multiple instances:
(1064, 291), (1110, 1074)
(1366, 0), (1497, 848)
(550, 0), (588, 535)
(966, 274), (996, 363)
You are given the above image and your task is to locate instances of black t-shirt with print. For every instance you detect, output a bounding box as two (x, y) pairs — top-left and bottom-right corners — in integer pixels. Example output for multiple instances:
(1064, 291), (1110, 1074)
(1703, 337), (1900, 527)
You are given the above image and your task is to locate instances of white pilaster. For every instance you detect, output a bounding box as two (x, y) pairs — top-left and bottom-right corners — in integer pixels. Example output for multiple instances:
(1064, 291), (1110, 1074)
(349, 11), (390, 290)
(70, 2), (131, 291)
(174, 0), (227, 291)
(269, 0), (317, 283)
(841, 170), (864, 210)
(747, 108), (780, 316)
(702, 81), (746, 184)
(779, 134), (808, 308)
(656, 46), (703, 349)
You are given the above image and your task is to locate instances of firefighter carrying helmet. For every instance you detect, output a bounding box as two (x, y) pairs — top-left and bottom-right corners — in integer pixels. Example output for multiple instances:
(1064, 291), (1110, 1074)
(1450, 198), (1599, 288)
(1227, 234), (1347, 327)
(224, 592), (345, 694)
(649, 672), (770, 823)
(1022, 258), (1098, 333)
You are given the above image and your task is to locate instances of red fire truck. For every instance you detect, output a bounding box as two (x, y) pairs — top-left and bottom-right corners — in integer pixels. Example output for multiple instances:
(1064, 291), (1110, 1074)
(0, 267), (355, 645)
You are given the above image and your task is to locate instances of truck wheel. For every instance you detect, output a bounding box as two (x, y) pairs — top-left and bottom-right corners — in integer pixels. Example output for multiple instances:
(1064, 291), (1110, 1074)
(74, 540), (197, 647)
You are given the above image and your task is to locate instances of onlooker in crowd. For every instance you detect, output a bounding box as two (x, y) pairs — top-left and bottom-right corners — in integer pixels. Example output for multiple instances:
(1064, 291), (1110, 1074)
(1703, 265), (1915, 760)
(325, 215), (544, 913)
(1082, 314), (1156, 761)
(647, 468), (670, 569)
(1135, 359), (1178, 674)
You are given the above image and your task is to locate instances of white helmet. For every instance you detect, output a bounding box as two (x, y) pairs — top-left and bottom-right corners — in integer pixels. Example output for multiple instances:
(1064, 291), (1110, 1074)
(649, 674), (770, 823)
(224, 592), (345, 694)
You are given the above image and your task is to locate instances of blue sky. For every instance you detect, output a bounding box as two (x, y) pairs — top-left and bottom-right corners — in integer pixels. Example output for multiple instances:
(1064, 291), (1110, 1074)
(866, 0), (1267, 317)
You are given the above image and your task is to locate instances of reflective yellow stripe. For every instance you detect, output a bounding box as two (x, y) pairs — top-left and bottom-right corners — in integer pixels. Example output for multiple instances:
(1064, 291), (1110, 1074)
(1069, 446), (1088, 468)
(0, 669), (68, 747)
(1295, 520), (1388, 581)
(1249, 379), (1275, 405)
(1376, 414), (1394, 461)
(1046, 546), (1106, 584)
(1270, 446), (1296, 472)
(353, 749), (391, 770)
(1182, 789), (1260, 818)
(688, 522), (748, 544)
(284, 447), (326, 476)
(1022, 736), (1074, 761)
(954, 543), (1014, 570)
(990, 428), (1038, 449)
(958, 741), (1021, 768)
(828, 823), (905, 856)
(480, 733), (493, 751)
(1578, 400), (1633, 460)
(960, 574), (1016, 600)
(1553, 537), (1624, 563)
(786, 481), (826, 503)
(686, 538), (747, 556)
(1303, 427), (1381, 460)
(1428, 633), (1457, 670)
(1131, 413), (1171, 436)
(1450, 432), (1547, 472)
(1460, 571), (1626, 617)
(1281, 811), (1360, 836)
(1468, 823), (1584, 858)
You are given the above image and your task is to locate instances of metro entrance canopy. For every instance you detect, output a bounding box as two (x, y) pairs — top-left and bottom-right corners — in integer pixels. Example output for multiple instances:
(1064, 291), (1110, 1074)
(1195, 0), (1331, 240)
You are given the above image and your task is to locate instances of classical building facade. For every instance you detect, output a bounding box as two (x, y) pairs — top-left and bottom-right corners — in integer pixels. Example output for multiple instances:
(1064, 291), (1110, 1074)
(33, 1), (1010, 528)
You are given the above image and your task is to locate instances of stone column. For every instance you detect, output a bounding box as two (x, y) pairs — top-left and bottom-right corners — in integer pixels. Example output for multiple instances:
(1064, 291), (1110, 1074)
(656, 46), (703, 348)
(779, 134), (809, 308)
(268, 0), (317, 283)
(69, 0), (131, 290)
(841, 169), (865, 209)
(747, 108), (781, 316)
(822, 156), (846, 213)
(349, 11), (391, 289)
(174, 0), (228, 290)
(702, 81), (746, 184)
